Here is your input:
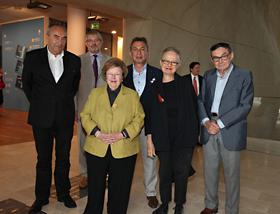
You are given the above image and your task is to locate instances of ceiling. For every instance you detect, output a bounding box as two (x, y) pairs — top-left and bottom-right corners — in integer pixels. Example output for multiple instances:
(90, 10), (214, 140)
(0, 0), (143, 37)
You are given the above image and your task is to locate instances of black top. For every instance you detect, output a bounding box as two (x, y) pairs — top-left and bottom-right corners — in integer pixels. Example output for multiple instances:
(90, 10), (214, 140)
(107, 84), (121, 106)
(163, 80), (178, 138)
(145, 73), (199, 151)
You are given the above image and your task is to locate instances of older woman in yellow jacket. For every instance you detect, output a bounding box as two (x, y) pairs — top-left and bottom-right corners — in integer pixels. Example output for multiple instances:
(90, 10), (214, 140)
(81, 58), (145, 214)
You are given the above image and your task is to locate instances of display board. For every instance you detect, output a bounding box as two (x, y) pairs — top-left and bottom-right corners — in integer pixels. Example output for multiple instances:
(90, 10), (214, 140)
(2, 18), (44, 111)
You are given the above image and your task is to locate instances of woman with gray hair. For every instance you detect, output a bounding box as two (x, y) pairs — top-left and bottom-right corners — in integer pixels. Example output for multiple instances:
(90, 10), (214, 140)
(146, 47), (198, 214)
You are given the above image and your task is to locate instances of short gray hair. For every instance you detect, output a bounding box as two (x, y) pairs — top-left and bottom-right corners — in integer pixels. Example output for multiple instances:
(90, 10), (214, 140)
(46, 24), (67, 36)
(162, 47), (181, 64)
(85, 30), (103, 41)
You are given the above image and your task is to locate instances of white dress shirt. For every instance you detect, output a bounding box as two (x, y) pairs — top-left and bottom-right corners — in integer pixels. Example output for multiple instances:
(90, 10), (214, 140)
(47, 46), (64, 83)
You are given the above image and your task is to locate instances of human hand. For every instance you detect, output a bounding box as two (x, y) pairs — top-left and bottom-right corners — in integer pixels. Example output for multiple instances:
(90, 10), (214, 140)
(97, 132), (115, 145)
(147, 134), (156, 158)
(75, 110), (79, 122)
(204, 120), (220, 135)
(107, 132), (124, 143)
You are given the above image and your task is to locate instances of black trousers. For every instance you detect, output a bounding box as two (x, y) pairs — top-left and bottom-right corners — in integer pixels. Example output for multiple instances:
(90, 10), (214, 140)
(32, 124), (73, 200)
(157, 146), (194, 206)
(84, 147), (137, 214)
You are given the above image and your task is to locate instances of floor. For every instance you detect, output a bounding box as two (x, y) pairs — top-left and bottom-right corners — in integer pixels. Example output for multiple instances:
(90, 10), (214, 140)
(0, 109), (280, 214)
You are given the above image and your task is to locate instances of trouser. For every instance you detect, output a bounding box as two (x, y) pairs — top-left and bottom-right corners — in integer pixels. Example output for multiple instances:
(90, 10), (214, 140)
(33, 124), (73, 200)
(84, 147), (137, 214)
(157, 146), (194, 205)
(203, 130), (241, 214)
(140, 128), (158, 196)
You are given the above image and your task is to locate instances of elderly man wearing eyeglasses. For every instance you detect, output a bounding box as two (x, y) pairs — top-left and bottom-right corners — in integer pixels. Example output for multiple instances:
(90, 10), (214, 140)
(198, 43), (254, 214)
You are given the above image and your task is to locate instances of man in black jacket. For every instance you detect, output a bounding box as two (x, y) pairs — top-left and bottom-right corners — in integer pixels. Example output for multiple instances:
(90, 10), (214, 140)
(22, 24), (81, 214)
(123, 37), (162, 209)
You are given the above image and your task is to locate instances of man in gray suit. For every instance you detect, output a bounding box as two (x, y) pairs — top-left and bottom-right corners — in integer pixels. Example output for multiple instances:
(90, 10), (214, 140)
(198, 43), (254, 214)
(75, 30), (111, 188)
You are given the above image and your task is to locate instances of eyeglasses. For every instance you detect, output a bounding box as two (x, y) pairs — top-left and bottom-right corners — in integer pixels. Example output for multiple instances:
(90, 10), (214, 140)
(212, 53), (230, 62)
(161, 60), (179, 66)
(86, 39), (101, 43)
(107, 73), (122, 78)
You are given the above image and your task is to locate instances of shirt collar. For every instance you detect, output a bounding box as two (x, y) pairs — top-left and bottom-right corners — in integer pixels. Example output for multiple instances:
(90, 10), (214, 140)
(216, 63), (234, 78)
(89, 51), (102, 58)
(191, 73), (197, 79)
(132, 63), (147, 74)
(107, 83), (121, 93)
(47, 45), (64, 58)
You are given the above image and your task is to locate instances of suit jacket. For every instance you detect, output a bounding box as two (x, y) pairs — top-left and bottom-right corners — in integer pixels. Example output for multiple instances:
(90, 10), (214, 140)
(75, 52), (112, 115)
(185, 74), (203, 95)
(145, 73), (199, 151)
(198, 64), (254, 151)
(123, 64), (162, 113)
(22, 47), (81, 128)
(81, 84), (145, 159)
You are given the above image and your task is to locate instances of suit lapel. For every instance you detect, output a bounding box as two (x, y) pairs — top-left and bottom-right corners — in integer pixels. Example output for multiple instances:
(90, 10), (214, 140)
(58, 51), (70, 83)
(222, 66), (240, 99)
(98, 85), (111, 110)
(85, 53), (94, 75)
(41, 47), (56, 83)
(141, 64), (152, 98)
(209, 70), (217, 100)
(113, 84), (127, 109)
(127, 65), (136, 91)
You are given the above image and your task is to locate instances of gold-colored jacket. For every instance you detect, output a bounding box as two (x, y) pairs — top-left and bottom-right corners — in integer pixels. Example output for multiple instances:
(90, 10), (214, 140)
(80, 84), (145, 159)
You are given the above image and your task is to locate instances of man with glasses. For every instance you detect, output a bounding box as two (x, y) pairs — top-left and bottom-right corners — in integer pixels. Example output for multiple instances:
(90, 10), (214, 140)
(123, 37), (162, 209)
(75, 30), (111, 189)
(198, 43), (254, 214)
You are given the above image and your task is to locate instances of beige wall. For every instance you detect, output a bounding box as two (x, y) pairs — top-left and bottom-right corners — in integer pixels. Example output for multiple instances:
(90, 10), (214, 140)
(96, 0), (280, 140)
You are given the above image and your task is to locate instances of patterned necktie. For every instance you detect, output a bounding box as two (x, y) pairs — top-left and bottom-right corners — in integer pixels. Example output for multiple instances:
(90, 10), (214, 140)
(193, 76), (198, 96)
(92, 55), (98, 88)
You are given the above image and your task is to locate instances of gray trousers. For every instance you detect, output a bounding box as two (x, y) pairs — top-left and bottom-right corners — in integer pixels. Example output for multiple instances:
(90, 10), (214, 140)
(140, 128), (158, 196)
(78, 120), (87, 177)
(203, 130), (241, 214)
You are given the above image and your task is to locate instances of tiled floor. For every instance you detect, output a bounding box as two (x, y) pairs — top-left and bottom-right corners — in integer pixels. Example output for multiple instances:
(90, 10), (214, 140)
(0, 136), (280, 214)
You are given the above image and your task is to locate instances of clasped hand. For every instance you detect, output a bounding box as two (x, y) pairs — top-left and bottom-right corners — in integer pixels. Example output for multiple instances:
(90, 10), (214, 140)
(204, 120), (220, 135)
(97, 132), (124, 145)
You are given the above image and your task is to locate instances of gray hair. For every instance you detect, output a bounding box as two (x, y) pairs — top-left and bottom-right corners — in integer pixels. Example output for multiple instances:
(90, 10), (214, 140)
(162, 47), (181, 64)
(85, 30), (103, 41)
(46, 24), (67, 36)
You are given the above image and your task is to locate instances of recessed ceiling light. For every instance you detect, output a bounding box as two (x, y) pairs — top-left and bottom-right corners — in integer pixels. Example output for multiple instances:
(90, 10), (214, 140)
(111, 31), (117, 34)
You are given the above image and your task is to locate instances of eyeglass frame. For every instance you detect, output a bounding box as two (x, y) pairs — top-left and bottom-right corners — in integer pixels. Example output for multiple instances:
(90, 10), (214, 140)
(86, 39), (101, 43)
(211, 53), (231, 62)
(161, 59), (179, 66)
(106, 73), (122, 78)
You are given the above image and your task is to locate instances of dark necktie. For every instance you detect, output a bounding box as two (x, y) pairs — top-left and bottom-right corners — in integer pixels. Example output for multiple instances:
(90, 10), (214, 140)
(92, 55), (98, 88)
(193, 76), (198, 96)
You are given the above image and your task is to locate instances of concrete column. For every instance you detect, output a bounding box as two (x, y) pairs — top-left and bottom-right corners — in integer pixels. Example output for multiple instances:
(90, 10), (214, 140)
(67, 5), (87, 55)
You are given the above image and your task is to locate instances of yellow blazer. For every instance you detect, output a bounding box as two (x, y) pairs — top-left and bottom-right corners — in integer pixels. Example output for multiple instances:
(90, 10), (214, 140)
(80, 84), (145, 159)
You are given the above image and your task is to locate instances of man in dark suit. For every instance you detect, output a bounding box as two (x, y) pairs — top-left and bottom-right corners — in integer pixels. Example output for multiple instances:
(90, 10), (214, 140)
(123, 37), (162, 209)
(198, 43), (254, 214)
(22, 24), (81, 214)
(186, 62), (203, 96)
(186, 62), (203, 146)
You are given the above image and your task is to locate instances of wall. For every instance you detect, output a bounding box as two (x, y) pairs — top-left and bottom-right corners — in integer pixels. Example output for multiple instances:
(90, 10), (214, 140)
(98, 0), (280, 140)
